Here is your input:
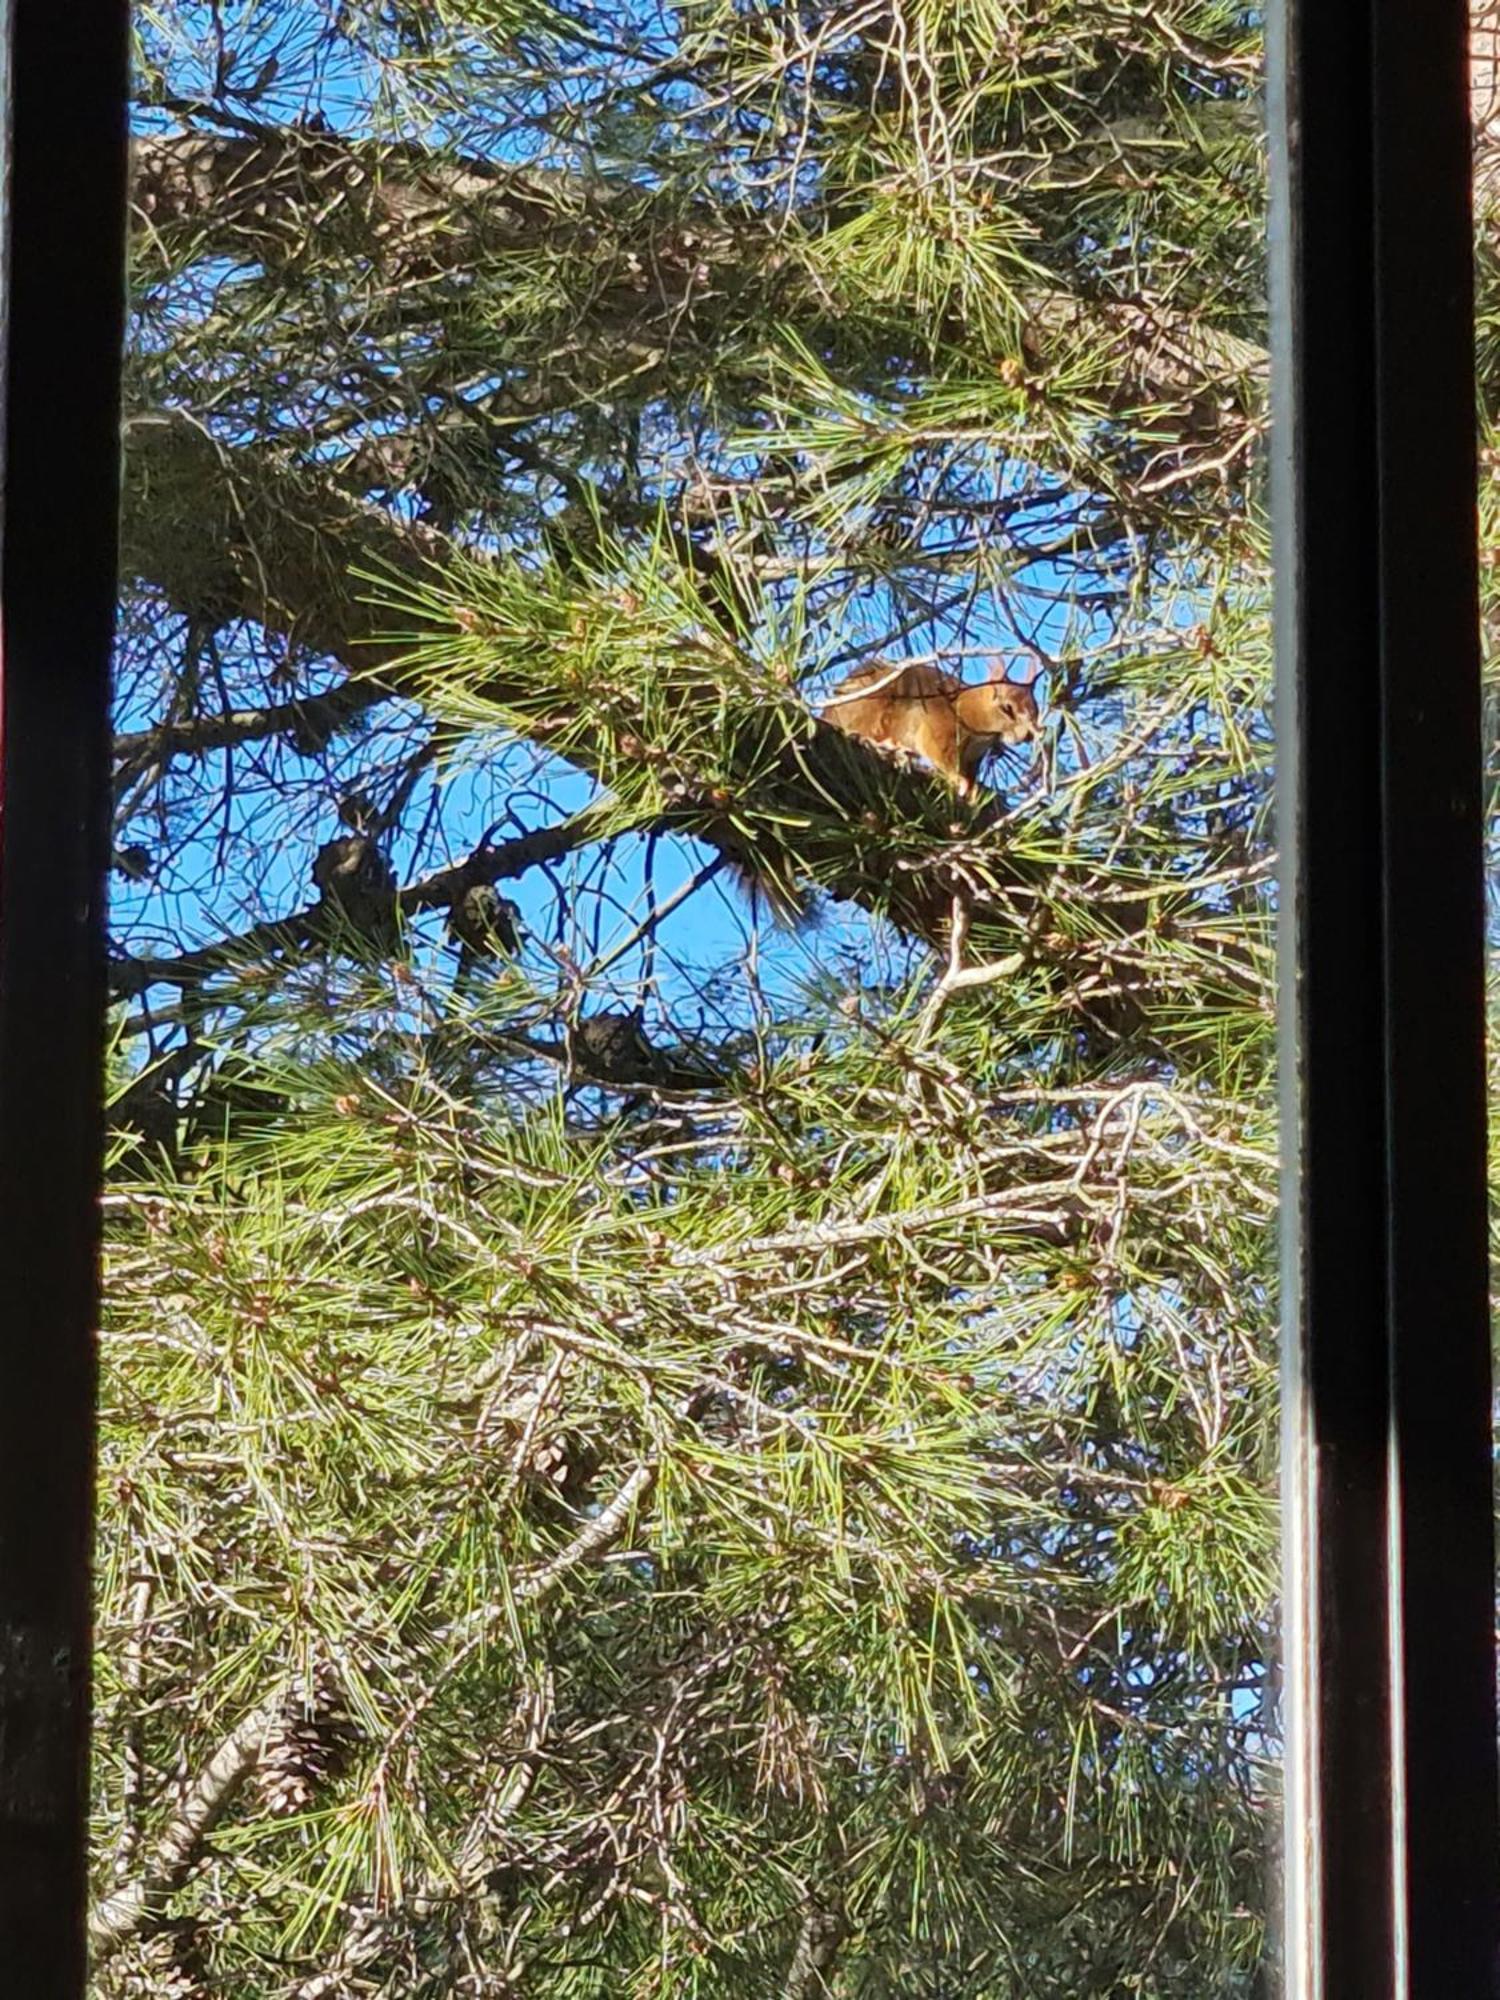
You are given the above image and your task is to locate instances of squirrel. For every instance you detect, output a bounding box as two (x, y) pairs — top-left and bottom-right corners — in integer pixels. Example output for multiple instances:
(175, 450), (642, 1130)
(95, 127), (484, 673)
(821, 660), (1040, 800)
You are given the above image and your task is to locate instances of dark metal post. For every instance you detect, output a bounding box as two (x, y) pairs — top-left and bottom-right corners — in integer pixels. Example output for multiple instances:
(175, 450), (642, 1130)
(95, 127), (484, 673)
(1270, 2), (1500, 1995)
(0, 0), (127, 1989)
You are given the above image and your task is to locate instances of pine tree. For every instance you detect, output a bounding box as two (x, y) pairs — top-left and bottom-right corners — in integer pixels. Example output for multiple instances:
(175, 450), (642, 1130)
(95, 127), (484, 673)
(98, 3), (1300, 1993)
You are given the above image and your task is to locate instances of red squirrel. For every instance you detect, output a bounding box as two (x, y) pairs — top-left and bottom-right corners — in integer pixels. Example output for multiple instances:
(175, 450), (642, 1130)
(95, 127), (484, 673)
(821, 659), (1040, 800)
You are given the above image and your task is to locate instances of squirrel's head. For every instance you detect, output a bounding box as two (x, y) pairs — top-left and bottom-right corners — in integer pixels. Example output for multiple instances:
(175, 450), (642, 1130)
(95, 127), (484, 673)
(969, 675), (1041, 744)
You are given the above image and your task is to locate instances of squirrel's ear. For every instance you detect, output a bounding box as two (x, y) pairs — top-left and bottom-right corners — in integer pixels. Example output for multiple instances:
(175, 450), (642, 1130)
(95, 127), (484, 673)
(1016, 654), (1042, 686)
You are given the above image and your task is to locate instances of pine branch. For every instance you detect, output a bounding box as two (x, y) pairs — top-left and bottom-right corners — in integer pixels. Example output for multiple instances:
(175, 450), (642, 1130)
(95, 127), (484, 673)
(110, 809), (604, 1003)
(117, 411), (1027, 943)
(90, 1465), (654, 1988)
(515, 1460), (656, 1607)
(114, 677), (386, 781)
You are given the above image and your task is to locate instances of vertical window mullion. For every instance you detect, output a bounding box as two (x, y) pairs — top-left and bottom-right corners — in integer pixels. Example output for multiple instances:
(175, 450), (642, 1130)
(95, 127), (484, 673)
(1271, 2), (1500, 1995)
(1370, 3), (1500, 1990)
(0, 1), (127, 1991)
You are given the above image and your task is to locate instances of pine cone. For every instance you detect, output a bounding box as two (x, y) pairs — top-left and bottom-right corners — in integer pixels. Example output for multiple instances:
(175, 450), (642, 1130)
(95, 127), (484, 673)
(448, 882), (521, 958)
(525, 1427), (599, 1505)
(254, 1673), (352, 1819)
(311, 833), (398, 948)
(113, 1929), (206, 1999)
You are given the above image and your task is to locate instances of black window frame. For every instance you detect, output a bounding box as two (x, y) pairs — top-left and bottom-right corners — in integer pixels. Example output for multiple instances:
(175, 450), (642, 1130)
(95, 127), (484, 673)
(0, 0), (129, 1991)
(0, 0), (1497, 1992)
(1270, 1), (1500, 1993)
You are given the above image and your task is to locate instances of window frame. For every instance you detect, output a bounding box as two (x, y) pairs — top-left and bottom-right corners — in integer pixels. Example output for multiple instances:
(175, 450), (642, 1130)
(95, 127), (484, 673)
(0, 1), (1497, 1991)
(1269, 3), (1500, 1993)
(0, 0), (128, 1991)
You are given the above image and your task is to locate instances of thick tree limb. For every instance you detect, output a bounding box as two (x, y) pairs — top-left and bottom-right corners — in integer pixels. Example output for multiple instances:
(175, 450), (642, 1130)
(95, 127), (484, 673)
(130, 129), (598, 274)
(1019, 287), (1263, 407)
(130, 127), (1265, 415)
(89, 1685), (293, 1962)
(120, 407), (449, 663)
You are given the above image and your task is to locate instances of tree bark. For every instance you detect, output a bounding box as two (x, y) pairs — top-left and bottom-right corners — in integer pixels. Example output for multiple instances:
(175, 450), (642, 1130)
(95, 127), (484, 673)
(129, 127), (1265, 416)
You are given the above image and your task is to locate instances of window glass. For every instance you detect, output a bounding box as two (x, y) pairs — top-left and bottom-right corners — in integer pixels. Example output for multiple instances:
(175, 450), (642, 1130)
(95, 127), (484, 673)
(96, 6), (1278, 1994)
